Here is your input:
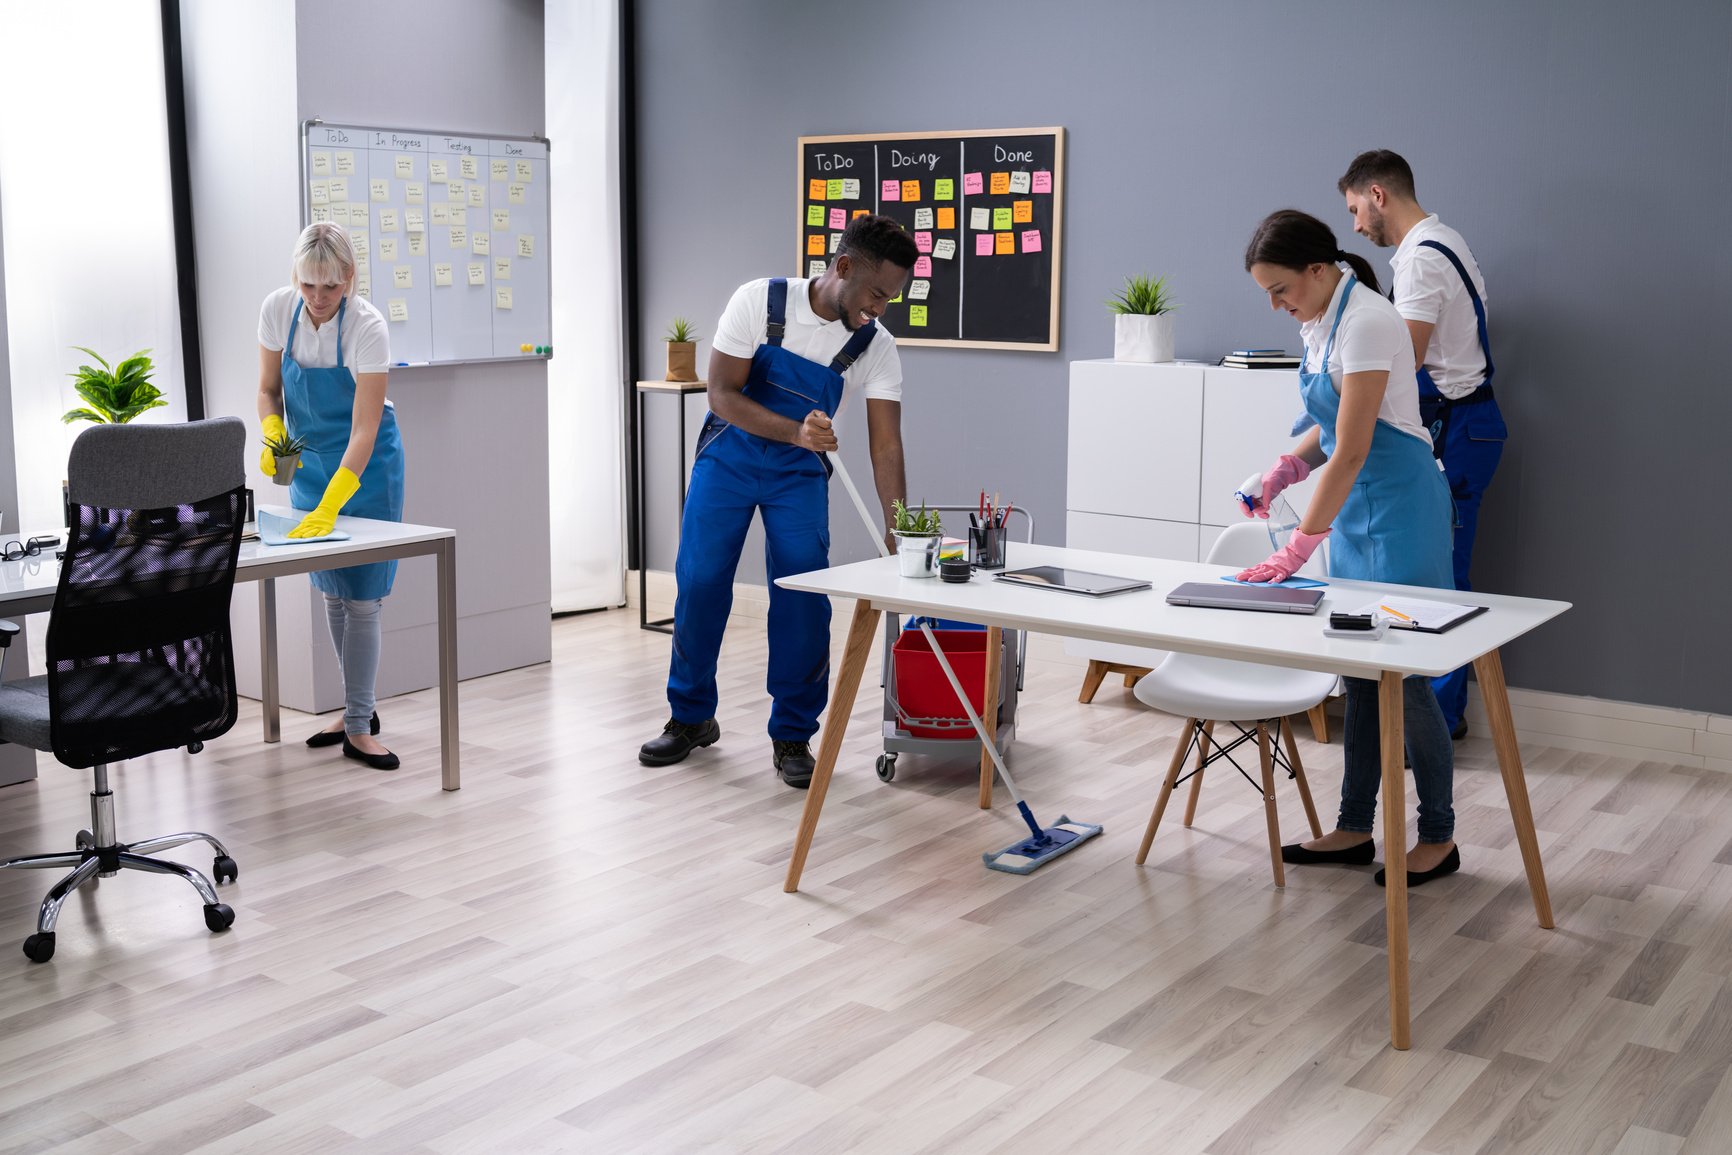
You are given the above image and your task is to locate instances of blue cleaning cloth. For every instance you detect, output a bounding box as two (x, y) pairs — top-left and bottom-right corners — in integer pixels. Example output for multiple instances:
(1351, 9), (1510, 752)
(257, 510), (350, 547)
(1220, 574), (1326, 589)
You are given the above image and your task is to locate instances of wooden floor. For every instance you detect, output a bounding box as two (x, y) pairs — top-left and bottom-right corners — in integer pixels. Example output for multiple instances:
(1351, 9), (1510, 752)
(3, 608), (1732, 1154)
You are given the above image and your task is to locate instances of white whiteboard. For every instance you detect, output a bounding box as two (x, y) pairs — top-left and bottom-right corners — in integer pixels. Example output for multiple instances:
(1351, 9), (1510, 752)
(301, 121), (551, 366)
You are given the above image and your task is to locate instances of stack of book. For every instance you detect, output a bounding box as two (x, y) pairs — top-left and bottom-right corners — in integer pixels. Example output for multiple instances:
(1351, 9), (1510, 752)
(1221, 348), (1301, 369)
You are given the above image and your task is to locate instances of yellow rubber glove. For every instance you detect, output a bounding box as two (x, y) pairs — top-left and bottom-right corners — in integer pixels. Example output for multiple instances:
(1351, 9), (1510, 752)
(260, 414), (286, 477)
(288, 467), (360, 538)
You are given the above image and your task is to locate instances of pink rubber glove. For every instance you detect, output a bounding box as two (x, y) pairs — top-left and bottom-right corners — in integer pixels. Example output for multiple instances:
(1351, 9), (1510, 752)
(1236, 527), (1331, 583)
(1252, 453), (1311, 518)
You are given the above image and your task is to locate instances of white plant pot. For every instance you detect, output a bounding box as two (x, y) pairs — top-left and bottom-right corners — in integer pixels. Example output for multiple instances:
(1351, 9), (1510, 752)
(894, 532), (941, 578)
(1114, 313), (1175, 363)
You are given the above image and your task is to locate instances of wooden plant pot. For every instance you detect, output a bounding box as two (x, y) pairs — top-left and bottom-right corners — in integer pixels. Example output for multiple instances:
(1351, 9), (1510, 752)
(666, 341), (698, 382)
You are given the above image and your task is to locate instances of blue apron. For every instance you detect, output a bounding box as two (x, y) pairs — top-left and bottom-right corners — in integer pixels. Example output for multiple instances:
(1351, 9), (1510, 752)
(283, 297), (406, 600)
(1408, 240), (1504, 460)
(1299, 277), (1452, 588)
(669, 279), (877, 741)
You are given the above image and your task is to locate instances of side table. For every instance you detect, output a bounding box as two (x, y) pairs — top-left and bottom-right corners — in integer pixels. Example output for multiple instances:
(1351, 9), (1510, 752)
(635, 379), (707, 633)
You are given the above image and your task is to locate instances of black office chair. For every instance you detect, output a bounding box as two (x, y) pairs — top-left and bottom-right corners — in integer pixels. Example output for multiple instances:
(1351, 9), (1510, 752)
(0, 417), (247, 963)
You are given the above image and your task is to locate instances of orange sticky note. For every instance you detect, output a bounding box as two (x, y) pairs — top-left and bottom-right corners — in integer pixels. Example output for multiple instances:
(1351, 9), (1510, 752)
(807, 233), (826, 255)
(936, 207), (955, 230)
(990, 172), (1010, 195)
(901, 179), (921, 202)
(995, 231), (1014, 255)
(809, 178), (827, 200)
(1013, 199), (1033, 223)
(852, 208), (869, 219)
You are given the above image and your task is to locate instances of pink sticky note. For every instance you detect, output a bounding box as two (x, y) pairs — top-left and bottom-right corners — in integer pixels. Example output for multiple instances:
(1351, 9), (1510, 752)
(914, 231), (933, 253)
(975, 233), (994, 256)
(1021, 229), (1043, 253)
(881, 179), (900, 201)
(963, 172), (984, 195)
(828, 207), (846, 229)
(914, 255), (932, 277)
(1032, 170), (1052, 193)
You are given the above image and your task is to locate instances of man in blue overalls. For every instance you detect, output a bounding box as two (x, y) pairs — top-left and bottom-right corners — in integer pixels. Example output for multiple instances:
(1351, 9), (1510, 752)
(1341, 150), (1507, 741)
(640, 215), (917, 788)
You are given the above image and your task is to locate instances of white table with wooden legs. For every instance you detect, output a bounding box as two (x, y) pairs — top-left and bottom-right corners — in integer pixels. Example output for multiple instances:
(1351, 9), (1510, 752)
(777, 542), (1568, 1051)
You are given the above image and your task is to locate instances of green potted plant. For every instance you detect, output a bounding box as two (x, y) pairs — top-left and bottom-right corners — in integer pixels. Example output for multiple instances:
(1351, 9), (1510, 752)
(665, 317), (699, 382)
(892, 498), (943, 578)
(1107, 275), (1178, 363)
(61, 347), (168, 424)
(261, 428), (308, 485)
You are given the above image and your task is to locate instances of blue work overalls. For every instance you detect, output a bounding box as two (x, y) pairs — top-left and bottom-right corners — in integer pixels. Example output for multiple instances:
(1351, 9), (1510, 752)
(667, 279), (877, 741)
(283, 297), (407, 600)
(1406, 240), (1506, 729)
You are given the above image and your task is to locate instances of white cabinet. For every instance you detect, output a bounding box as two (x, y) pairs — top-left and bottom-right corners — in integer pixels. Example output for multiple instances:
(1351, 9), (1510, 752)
(1199, 365), (1318, 533)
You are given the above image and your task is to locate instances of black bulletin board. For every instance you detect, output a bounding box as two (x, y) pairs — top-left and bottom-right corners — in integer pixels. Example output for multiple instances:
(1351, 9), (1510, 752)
(796, 128), (1064, 351)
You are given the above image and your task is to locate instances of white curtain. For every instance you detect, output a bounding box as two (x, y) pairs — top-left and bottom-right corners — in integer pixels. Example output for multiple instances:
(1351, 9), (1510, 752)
(545, 0), (626, 611)
(0, 2), (186, 534)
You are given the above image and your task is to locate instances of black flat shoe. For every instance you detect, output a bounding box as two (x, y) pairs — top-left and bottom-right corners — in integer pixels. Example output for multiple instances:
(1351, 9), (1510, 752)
(307, 711), (380, 747)
(772, 740), (816, 789)
(639, 718), (721, 766)
(1375, 844), (1461, 887)
(1451, 719), (1469, 741)
(342, 735), (400, 771)
(1281, 839), (1376, 865)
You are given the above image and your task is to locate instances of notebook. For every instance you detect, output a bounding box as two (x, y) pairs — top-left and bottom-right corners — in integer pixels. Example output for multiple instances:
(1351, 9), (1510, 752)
(1166, 581), (1324, 614)
(994, 566), (1151, 597)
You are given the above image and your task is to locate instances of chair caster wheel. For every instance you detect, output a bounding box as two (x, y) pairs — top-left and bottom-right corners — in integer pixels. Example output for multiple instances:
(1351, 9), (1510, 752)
(76, 829), (94, 851)
(875, 754), (897, 782)
(203, 903), (235, 933)
(22, 932), (55, 963)
(212, 856), (239, 884)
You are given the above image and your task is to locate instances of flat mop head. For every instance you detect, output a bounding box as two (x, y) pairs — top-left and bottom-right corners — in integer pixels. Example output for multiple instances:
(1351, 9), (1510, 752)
(983, 815), (1103, 875)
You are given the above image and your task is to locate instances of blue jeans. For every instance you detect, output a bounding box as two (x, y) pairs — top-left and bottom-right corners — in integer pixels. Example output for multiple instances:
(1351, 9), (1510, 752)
(323, 595), (383, 735)
(1338, 675), (1456, 844)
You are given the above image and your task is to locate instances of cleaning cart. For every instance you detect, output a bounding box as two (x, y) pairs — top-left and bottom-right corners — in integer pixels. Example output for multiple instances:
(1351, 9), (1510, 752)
(875, 505), (1032, 782)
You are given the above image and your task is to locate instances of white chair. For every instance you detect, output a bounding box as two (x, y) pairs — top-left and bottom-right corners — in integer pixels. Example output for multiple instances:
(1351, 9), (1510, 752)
(1132, 521), (1335, 887)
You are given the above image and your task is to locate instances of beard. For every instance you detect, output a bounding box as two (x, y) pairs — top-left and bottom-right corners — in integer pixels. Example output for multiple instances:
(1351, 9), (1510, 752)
(1364, 205), (1391, 247)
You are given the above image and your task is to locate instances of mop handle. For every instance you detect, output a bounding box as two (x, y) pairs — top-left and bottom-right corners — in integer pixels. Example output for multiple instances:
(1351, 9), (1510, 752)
(825, 452), (890, 559)
(916, 621), (1026, 808)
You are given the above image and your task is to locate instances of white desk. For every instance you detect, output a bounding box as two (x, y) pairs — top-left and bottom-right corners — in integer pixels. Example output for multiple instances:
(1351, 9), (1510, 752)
(0, 507), (461, 791)
(778, 542), (1570, 1050)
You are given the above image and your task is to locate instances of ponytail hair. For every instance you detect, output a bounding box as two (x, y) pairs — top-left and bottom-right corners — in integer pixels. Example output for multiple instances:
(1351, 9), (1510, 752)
(1243, 209), (1380, 297)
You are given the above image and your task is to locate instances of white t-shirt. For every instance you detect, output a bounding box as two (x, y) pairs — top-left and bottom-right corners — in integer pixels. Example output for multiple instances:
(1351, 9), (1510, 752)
(258, 286), (391, 376)
(1390, 214), (1490, 399)
(1299, 271), (1428, 444)
(710, 277), (902, 418)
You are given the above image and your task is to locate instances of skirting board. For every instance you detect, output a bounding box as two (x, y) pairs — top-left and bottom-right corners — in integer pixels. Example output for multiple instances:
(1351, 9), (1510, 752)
(633, 569), (1732, 772)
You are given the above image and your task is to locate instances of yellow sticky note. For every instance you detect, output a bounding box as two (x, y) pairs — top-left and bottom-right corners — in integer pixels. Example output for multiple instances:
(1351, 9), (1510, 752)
(807, 204), (824, 226)
(990, 172), (1010, 194)
(995, 231), (1014, 255)
(909, 305), (928, 327)
(392, 265), (412, 289)
(434, 262), (453, 287)
(516, 235), (534, 258)
(934, 178), (954, 201)
(515, 159), (533, 181)
(992, 207), (1012, 230)
(335, 151), (355, 175)
(370, 179), (389, 202)
(495, 286), (513, 310)
(826, 178), (844, 199)
(494, 257), (511, 280)
(450, 226), (468, 249)
(450, 207), (467, 227)
(404, 182), (423, 204)
(1009, 171), (1031, 194)
(328, 178), (348, 202)
(378, 237), (398, 261)
(842, 178), (860, 199)
(807, 233), (826, 255)
(468, 184), (484, 206)
(407, 233), (425, 256)
(468, 262), (486, 286)
(472, 231), (491, 255)
(387, 298), (408, 322)
(355, 275), (370, 297)
(311, 150), (331, 176)
(937, 207), (955, 230)
(913, 207), (934, 229)
(394, 155), (414, 179)
(809, 178), (827, 200)
(508, 183), (525, 205)
(348, 228), (368, 255)
(352, 246), (368, 269)
(379, 209), (399, 233)
(431, 203), (450, 224)
(491, 159), (510, 180)
(829, 232), (841, 252)
(331, 204), (350, 225)
(900, 179), (921, 202)
(405, 209), (425, 232)
(448, 181), (465, 199)
(493, 209), (510, 230)
(309, 181), (329, 205)
(1013, 199), (1033, 223)
(428, 159), (448, 181)
(310, 206), (330, 223)
(350, 203), (368, 225)
(460, 156), (478, 180)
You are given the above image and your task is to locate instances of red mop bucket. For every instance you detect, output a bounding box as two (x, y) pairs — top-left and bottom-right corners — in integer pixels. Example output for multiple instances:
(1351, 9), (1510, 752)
(891, 622), (988, 739)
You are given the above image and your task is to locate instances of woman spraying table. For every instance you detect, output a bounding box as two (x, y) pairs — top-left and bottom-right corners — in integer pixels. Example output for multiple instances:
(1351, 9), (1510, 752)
(257, 222), (406, 771)
(1238, 209), (1458, 886)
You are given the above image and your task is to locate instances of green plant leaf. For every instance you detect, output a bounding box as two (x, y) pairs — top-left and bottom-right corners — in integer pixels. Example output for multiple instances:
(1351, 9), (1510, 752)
(61, 407), (109, 425)
(1106, 274), (1177, 316)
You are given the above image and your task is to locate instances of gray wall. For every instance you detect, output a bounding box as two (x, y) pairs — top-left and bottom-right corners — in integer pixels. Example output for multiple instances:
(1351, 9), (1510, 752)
(634, 0), (1732, 714)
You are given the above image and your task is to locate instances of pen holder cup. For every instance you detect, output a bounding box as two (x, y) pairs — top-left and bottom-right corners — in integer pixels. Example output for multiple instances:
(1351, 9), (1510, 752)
(970, 525), (1006, 570)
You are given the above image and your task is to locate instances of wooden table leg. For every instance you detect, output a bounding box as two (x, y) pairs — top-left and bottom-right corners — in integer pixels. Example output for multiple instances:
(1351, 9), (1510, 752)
(1078, 659), (1109, 704)
(979, 625), (1003, 809)
(784, 598), (882, 893)
(1380, 670), (1411, 1051)
(1473, 648), (1555, 929)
